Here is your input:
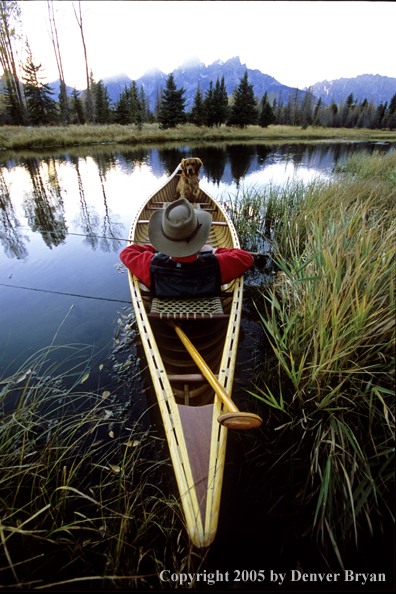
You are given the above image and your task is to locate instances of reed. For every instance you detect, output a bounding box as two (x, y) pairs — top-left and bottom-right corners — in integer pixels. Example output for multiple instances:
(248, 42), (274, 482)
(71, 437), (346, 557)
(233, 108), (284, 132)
(225, 150), (395, 567)
(0, 344), (196, 589)
(0, 124), (395, 150)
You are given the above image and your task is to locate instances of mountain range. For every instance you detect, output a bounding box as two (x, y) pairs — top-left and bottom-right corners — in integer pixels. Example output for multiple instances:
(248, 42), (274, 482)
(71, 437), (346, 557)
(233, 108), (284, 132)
(50, 56), (396, 111)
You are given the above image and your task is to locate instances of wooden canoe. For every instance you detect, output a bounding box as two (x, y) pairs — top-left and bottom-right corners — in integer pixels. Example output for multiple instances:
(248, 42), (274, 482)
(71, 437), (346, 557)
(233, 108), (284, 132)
(126, 164), (243, 547)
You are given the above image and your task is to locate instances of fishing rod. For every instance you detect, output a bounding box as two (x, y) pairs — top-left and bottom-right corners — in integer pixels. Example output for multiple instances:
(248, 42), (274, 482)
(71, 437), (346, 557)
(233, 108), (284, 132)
(19, 229), (273, 262)
(0, 283), (131, 304)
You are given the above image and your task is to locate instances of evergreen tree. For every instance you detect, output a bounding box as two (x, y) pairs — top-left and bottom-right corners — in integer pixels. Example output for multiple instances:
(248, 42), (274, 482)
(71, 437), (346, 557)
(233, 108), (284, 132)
(71, 87), (85, 124)
(212, 76), (229, 127)
(375, 101), (387, 128)
(300, 87), (314, 127)
(137, 85), (150, 126)
(94, 79), (111, 123)
(22, 45), (57, 125)
(158, 73), (186, 129)
(127, 81), (140, 123)
(57, 81), (70, 125)
(190, 84), (206, 126)
(204, 81), (216, 127)
(227, 71), (258, 128)
(313, 97), (322, 125)
(114, 89), (130, 124)
(384, 92), (396, 130)
(259, 91), (275, 128)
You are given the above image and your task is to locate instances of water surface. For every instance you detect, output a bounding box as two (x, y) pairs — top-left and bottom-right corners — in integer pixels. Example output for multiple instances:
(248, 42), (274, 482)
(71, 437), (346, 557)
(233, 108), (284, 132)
(1, 140), (393, 403)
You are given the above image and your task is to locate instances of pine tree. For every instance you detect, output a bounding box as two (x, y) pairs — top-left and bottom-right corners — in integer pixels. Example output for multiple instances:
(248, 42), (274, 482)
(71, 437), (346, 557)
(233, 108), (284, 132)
(384, 92), (396, 130)
(300, 87), (314, 127)
(71, 87), (85, 124)
(22, 45), (57, 125)
(127, 81), (140, 123)
(114, 89), (130, 125)
(158, 73), (186, 129)
(94, 79), (111, 124)
(227, 71), (258, 128)
(190, 84), (205, 126)
(259, 91), (275, 128)
(204, 81), (216, 127)
(213, 76), (229, 127)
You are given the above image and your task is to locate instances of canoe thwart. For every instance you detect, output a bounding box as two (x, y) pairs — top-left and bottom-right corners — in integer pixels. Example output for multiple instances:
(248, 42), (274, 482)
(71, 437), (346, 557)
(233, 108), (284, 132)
(168, 373), (218, 383)
(149, 296), (228, 320)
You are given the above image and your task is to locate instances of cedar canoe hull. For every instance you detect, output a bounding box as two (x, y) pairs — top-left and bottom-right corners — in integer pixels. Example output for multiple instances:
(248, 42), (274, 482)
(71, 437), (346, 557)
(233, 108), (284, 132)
(127, 165), (243, 547)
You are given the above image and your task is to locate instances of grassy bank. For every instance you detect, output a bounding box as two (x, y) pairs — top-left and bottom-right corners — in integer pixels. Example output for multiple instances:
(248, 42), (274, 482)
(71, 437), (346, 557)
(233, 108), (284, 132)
(1, 123), (396, 151)
(0, 344), (200, 589)
(226, 148), (395, 568)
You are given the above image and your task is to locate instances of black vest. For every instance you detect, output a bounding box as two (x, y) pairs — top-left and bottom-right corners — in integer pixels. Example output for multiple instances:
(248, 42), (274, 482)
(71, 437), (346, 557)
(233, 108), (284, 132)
(149, 252), (222, 298)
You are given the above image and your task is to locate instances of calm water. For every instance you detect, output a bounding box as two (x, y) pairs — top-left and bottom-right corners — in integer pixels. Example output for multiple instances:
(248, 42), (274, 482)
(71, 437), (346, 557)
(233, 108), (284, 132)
(0, 140), (393, 403)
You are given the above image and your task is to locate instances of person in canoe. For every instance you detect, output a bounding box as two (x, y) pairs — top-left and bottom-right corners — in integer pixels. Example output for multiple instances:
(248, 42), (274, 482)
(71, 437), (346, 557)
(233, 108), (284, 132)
(120, 198), (253, 298)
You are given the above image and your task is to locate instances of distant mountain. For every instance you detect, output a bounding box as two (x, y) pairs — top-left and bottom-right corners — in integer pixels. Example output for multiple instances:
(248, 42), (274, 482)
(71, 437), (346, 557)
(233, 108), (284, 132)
(48, 61), (395, 113)
(309, 74), (396, 106)
(101, 56), (306, 111)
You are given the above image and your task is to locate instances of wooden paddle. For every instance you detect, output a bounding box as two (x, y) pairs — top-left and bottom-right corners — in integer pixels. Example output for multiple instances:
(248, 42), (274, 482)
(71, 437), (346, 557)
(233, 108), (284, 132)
(167, 320), (262, 430)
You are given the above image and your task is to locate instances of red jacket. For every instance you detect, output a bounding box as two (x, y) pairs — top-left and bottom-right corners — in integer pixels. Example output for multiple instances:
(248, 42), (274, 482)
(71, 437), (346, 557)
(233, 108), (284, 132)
(119, 244), (253, 288)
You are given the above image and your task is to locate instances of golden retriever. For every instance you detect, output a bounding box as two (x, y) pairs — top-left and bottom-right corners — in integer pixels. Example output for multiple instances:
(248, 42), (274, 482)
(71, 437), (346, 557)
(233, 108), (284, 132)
(175, 157), (203, 202)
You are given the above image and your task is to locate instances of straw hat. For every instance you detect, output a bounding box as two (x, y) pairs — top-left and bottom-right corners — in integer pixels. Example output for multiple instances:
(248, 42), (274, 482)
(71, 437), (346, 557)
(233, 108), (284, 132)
(148, 198), (212, 257)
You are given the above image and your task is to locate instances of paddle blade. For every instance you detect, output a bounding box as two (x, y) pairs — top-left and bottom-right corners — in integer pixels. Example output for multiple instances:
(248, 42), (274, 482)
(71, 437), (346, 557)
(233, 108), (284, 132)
(217, 412), (262, 430)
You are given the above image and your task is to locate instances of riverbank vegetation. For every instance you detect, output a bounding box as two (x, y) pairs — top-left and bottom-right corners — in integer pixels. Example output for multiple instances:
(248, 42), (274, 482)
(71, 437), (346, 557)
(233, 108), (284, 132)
(0, 344), (198, 589)
(1, 123), (396, 151)
(226, 149), (395, 568)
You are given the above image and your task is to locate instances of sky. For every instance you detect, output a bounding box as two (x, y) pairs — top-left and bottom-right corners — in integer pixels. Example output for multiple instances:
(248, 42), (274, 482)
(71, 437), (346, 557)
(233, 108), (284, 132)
(11, 1), (396, 91)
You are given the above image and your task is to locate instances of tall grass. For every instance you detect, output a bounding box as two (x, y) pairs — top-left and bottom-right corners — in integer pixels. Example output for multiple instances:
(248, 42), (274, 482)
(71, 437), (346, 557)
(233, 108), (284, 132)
(0, 344), (196, 589)
(225, 150), (395, 568)
(0, 123), (395, 151)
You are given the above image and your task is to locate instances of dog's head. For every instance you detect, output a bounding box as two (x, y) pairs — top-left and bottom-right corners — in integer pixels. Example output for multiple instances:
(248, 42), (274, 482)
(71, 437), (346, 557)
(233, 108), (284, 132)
(181, 157), (203, 177)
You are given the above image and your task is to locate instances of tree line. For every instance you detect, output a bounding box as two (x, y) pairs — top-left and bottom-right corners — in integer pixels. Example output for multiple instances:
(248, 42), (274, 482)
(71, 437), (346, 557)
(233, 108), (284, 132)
(1, 1), (395, 130)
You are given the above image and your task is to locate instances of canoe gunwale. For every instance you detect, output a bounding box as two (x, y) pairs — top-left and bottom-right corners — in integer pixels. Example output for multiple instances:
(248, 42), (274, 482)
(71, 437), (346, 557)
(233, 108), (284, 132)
(127, 164), (243, 547)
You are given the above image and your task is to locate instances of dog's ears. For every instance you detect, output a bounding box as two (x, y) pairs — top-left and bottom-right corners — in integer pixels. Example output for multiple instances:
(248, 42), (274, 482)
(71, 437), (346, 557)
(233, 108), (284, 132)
(196, 158), (203, 171)
(181, 159), (186, 171)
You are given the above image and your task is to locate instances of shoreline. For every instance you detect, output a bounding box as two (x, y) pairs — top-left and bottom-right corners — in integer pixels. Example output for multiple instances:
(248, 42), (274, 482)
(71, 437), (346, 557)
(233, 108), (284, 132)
(1, 123), (396, 151)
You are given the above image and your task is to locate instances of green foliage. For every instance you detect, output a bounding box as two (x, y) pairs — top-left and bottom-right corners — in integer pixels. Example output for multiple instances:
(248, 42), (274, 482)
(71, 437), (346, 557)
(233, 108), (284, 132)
(259, 91), (276, 128)
(70, 87), (85, 124)
(204, 76), (229, 128)
(190, 85), (205, 126)
(114, 81), (152, 127)
(158, 73), (186, 129)
(22, 46), (57, 126)
(227, 71), (258, 128)
(93, 79), (112, 124)
(0, 342), (194, 588)
(224, 151), (396, 566)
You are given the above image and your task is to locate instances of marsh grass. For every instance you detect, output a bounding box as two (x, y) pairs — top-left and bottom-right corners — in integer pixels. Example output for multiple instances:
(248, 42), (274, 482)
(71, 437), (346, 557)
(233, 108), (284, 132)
(0, 124), (395, 151)
(0, 344), (196, 589)
(225, 150), (395, 567)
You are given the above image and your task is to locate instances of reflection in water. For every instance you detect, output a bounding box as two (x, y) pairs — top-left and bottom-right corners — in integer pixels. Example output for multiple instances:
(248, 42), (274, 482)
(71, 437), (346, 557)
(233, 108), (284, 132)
(0, 141), (393, 261)
(0, 169), (29, 260)
(95, 156), (124, 253)
(23, 157), (67, 249)
(71, 154), (100, 250)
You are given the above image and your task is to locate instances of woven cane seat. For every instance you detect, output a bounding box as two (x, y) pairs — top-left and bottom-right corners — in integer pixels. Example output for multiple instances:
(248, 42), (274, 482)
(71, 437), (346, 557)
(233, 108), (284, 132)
(148, 296), (228, 320)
